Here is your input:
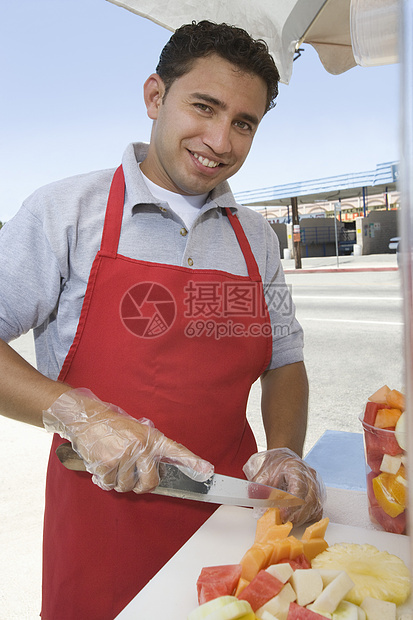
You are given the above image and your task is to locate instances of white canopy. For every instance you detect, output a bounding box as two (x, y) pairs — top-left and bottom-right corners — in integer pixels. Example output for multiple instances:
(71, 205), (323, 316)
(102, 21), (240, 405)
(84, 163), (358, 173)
(106, 0), (358, 84)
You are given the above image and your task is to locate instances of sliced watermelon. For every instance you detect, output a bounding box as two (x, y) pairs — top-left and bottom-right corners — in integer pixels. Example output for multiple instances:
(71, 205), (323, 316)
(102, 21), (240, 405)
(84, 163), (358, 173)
(237, 569), (283, 611)
(364, 425), (402, 472)
(287, 601), (329, 619)
(278, 553), (311, 570)
(196, 565), (242, 604)
(363, 401), (383, 425)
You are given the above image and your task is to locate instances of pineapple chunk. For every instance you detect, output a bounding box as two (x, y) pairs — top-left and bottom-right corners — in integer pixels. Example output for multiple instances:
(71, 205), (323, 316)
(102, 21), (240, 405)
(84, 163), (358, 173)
(311, 543), (411, 606)
(290, 569), (324, 607)
(311, 571), (355, 614)
(360, 596), (396, 620)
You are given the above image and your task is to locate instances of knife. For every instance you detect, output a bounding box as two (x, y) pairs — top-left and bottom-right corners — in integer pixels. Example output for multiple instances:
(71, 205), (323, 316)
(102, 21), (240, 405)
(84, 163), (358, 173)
(56, 442), (304, 509)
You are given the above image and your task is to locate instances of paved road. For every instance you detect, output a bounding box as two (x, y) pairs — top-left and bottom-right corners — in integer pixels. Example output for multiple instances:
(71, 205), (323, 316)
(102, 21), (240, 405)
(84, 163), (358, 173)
(1, 255), (403, 619)
(246, 265), (403, 454)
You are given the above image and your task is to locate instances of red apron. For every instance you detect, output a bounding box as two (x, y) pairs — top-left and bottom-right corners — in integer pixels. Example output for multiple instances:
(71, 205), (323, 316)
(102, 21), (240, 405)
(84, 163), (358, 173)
(41, 166), (272, 619)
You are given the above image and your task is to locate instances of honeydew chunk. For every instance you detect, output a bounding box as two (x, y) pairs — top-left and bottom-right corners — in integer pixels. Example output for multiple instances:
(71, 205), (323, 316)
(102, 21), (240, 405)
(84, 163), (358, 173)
(312, 571), (355, 614)
(256, 583), (296, 620)
(356, 607), (366, 620)
(290, 569), (324, 606)
(266, 563), (294, 583)
(332, 600), (359, 619)
(187, 596), (238, 620)
(360, 596), (396, 620)
(379, 453), (403, 474)
(305, 604), (332, 618)
(317, 570), (342, 588)
(205, 599), (255, 620)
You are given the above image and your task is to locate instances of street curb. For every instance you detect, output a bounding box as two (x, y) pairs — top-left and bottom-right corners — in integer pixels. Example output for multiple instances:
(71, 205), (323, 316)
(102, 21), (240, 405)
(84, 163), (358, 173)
(284, 267), (398, 274)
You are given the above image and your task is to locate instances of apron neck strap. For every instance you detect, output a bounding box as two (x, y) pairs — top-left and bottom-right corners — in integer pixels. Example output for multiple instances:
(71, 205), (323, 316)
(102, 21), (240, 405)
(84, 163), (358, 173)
(100, 166), (125, 258)
(224, 208), (262, 282)
(99, 169), (262, 284)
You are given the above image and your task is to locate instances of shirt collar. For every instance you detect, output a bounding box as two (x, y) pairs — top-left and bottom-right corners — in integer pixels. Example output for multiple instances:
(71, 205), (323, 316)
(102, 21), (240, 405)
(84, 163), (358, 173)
(121, 142), (239, 215)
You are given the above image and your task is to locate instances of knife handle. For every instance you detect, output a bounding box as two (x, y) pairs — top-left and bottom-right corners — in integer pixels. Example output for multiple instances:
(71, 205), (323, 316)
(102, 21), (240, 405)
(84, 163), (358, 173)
(56, 442), (87, 471)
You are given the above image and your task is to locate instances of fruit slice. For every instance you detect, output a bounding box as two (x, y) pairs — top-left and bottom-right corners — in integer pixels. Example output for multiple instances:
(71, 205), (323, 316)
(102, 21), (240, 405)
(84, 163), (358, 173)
(311, 571), (354, 614)
(379, 453), (403, 474)
(331, 600), (361, 619)
(386, 389), (405, 410)
(256, 582), (297, 619)
(372, 473), (405, 517)
(366, 472), (406, 534)
(197, 565), (242, 604)
(360, 596), (396, 620)
(290, 569), (323, 607)
(368, 385), (390, 404)
(395, 411), (407, 450)
(301, 518), (330, 541)
(311, 543), (410, 605)
(238, 570), (284, 611)
(206, 600), (255, 620)
(287, 601), (329, 619)
(188, 596), (238, 620)
(374, 408), (402, 429)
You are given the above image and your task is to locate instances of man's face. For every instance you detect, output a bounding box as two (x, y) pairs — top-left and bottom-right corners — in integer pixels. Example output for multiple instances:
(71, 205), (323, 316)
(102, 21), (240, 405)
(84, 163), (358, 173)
(141, 54), (268, 195)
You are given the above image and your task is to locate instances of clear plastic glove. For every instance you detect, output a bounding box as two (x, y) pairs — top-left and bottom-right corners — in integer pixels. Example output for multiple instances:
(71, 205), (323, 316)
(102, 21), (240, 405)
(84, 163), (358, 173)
(243, 448), (326, 526)
(43, 388), (214, 494)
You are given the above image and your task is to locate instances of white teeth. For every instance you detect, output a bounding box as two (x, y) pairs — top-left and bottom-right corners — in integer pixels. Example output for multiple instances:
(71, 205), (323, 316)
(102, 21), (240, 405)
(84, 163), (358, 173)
(193, 152), (220, 168)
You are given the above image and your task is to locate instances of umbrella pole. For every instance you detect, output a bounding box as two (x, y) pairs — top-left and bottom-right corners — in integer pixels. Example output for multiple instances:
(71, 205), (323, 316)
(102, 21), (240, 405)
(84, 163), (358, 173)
(291, 196), (302, 269)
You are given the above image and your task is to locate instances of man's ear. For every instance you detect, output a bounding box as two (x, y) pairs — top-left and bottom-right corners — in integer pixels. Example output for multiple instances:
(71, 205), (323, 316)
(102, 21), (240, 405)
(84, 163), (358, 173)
(143, 73), (165, 120)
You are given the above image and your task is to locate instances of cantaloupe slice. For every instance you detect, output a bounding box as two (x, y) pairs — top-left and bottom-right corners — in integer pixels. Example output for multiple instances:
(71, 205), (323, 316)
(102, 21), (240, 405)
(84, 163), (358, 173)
(302, 518), (330, 541)
(374, 408), (402, 429)
(302, 538), (329, 562)
(254, 509), (283, 543)
(270, 538), (292, 564)
(288, 536), (304, 559)
(235, 577), (250, 597)
(240, 543), (274, 581)
(368, 385), (390, 403)
(386, 389), (405, 411)
(259, 522), (293, 544)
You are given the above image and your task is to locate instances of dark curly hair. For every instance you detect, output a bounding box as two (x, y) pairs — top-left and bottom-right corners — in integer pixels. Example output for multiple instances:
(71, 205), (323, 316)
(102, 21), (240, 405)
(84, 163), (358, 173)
(156, 20), (279, 114)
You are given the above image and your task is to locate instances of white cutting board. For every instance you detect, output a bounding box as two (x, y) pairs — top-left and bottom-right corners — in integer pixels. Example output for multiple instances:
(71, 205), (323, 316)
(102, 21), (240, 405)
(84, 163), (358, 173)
(116, 505), (411, 618)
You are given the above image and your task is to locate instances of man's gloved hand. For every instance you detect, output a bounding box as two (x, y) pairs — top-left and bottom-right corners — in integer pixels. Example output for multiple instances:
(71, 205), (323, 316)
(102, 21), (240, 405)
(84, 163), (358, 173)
(43, 388), (214, 494)
(243, 448), (326, 526)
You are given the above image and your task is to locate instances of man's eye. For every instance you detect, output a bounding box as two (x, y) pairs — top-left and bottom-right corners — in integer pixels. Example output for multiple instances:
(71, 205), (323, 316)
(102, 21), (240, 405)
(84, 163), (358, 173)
(235, 120), (252, 131)
(194, 103), (211, 112)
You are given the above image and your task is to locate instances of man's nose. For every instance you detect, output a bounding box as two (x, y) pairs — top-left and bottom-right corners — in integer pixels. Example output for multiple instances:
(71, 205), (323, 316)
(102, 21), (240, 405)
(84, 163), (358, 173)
(203, 119), (232, 155)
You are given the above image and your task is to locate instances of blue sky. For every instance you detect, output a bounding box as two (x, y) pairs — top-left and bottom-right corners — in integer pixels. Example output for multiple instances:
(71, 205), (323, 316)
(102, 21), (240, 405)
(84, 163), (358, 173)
(1, 0), (400, 222)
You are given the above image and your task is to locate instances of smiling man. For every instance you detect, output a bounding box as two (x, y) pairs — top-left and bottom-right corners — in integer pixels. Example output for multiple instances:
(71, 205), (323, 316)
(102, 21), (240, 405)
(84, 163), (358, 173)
(0, 20), (324, 620)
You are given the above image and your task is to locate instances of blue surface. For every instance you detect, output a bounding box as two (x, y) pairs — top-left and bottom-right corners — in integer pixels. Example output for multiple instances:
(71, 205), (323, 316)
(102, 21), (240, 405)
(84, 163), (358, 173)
(305, 430), (366, 491)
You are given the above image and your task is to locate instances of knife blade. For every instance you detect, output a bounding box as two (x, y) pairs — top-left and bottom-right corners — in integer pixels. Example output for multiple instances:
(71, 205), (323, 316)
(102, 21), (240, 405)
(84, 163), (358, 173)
(55, 442), (304, 509)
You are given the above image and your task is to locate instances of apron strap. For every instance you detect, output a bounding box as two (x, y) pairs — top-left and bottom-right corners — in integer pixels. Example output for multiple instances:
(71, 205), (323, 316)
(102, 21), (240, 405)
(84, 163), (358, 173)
(224, 208), (262, 282)
(99, 166), (125, 258)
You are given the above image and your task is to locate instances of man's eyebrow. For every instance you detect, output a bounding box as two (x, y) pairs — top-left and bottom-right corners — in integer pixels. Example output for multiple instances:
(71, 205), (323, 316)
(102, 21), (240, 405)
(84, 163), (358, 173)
(190, 92), (260, 127)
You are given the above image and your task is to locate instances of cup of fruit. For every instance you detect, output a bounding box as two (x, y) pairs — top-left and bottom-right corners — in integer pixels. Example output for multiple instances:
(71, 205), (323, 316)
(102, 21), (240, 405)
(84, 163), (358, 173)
(359, 385), (407, 534)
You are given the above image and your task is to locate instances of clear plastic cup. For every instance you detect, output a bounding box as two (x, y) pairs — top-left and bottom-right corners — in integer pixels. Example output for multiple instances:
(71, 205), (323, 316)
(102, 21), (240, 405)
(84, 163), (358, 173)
(359, 413), (407, 534)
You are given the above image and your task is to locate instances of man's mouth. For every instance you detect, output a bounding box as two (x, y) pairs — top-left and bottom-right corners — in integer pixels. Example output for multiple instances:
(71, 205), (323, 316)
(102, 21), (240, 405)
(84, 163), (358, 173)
(192, 152), (221, 169)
